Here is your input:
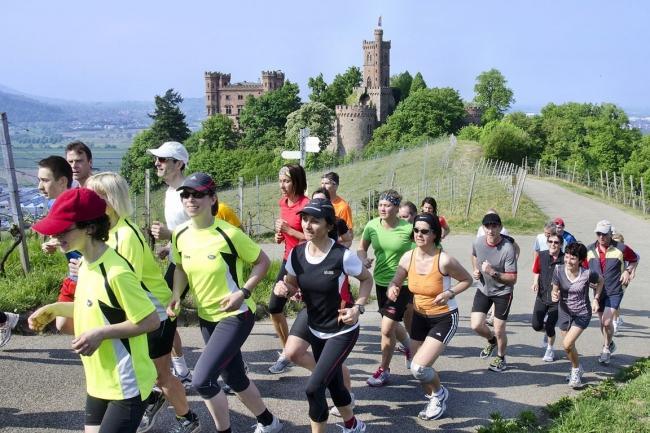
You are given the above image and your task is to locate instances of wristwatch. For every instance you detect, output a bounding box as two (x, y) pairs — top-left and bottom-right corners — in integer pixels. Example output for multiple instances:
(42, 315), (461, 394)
(492, 271), (501, 280)
(240, 287), (252, 299)
(354, 304), (365, 314)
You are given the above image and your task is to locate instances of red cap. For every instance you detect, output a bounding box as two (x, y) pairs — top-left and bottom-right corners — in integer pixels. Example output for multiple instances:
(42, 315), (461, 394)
(553, 217), (565, 226)
(32, 188), (107, 236)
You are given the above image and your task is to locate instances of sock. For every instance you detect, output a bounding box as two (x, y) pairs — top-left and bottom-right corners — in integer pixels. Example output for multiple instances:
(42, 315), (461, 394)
(434, 387), (445, 397)
(172, 355), (190, 377)
(218, 429), (232, 433)
(256, 409), (274, 426)
(497, 355), (505, 362)
(178, 410), (196, 421)
(344, 416), (357, 429)
(488, 336), (497, 345)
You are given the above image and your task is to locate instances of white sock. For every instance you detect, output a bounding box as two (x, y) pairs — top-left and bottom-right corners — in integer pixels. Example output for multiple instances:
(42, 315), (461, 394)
(172, 355), (190, 376)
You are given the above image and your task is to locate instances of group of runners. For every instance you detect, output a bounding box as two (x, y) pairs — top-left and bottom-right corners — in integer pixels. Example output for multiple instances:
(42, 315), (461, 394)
(0, 140), (641, 433)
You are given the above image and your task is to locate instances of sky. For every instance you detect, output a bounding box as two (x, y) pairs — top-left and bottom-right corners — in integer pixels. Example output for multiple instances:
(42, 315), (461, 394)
(3, 1), (649, 112)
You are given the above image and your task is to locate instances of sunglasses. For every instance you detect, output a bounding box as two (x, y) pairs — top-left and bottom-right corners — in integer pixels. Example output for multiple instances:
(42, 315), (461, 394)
(413, 227), (431, 235)
(596, 232), (609, 237)
(547, 240), (561, 245)
(155, 156), (176, 163)
(180, 190), (208, 199)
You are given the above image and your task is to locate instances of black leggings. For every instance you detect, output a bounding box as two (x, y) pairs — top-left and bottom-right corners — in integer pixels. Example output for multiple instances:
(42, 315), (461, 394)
(306, 327), (359, 422)
(268, 260), (289, 314)
(0, 311), (6, 323)
(193, 311), (254, 399)
(85, 394), (146, 433)
(531, 298), (558, 338)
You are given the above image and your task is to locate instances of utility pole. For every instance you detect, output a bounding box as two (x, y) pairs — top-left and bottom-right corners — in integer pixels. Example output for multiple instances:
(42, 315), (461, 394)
(0, 113), (31, 274)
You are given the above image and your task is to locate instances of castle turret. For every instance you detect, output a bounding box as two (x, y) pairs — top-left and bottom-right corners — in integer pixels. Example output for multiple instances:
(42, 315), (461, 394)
(261, 70), (285, 91)
(332, 104), (377, 155)
(363, 26), (391, 89)
(205, 72), (230, 116)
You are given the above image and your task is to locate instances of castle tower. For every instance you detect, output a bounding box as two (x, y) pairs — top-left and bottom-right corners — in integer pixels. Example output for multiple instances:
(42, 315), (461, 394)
(363, 26), (391, 89)
(261, 70), (285, 91)
(205, 72), (231, 116)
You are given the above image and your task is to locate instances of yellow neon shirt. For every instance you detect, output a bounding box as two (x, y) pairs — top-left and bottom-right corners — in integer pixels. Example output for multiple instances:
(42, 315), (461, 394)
(216, 202), (242, 228)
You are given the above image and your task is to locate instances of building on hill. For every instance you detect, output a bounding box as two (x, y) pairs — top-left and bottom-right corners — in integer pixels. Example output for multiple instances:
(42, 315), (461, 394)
(330, 23), (396, 155)
(205, 70), (284, 127)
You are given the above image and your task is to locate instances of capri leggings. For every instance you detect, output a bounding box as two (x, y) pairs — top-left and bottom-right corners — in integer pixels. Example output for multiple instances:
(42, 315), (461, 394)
(531, 298), (558, 338)
(0, 311), (6, 323)
(268, 260), (289, 314)
(85, 394), (146, 433)
(192, 310), (254, 399)
(306, 327), (359, 422)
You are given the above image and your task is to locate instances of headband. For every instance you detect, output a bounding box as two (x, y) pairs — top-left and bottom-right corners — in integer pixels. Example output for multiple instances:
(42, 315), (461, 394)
(379, 193), (401, 206)
(279, 166), (291, 178)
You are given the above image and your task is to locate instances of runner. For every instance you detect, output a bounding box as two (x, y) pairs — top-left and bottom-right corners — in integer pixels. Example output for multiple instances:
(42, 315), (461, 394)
(28, 188), (159, 433)
(312, 188), (353, 247)
(399, 201), (417, 224)
(65, 140), (93, 187)
(168, 173), (283, 433)
(274, 198), (372, 433)
(320, 172), (353, 238)
(268, 164), (309, 374)
(85, 172), (199, 433)
(532, 221), (556, 258)
(551, 242), (603, 388)
(586, 220), (639, 364)
(358, 189), (413, 386)
(553, 217), (576, 249)
(387, 213), (472, 420)
(610, 230), (638, 335)
(470, 212), (517, 372)
(531, 232), (564, 362)
(420, 197), (450, 239)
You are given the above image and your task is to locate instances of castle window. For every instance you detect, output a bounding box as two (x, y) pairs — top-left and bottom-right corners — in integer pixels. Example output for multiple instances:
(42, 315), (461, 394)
(237, 105), (243, 114)
(367, 124), (372, 135)
(225, 105), (232, 115)
(207, 95), (210, 101)
(238, 94), (244, 100)
(226, 95), (231, 100)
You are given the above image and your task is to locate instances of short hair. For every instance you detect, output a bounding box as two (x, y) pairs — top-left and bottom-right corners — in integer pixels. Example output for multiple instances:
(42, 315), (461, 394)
(421, 196), (438, 215)
(413, 213), (442, 246)
(548, 233), (564, 245)
(85, 172), (133, 218)
(565, 242), (587, 261)
(65, 140), (92, 161)
(280, 164), (307, 197)
(321, 172), (339, 185)
(401, 201), (417, 216)
(544, 221), (557, 232)
(612, 232), (625, 243)
(76, 215), (110, 242)
(312, 187), (330, 200)
(38, 155), (73, 188)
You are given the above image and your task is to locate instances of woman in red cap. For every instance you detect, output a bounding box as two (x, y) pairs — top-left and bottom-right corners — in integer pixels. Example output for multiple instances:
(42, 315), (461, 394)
(28, 188), (160, 433)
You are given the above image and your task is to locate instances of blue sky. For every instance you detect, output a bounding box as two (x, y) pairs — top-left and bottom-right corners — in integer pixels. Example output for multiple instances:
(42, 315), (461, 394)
(3, 1), (649, 111)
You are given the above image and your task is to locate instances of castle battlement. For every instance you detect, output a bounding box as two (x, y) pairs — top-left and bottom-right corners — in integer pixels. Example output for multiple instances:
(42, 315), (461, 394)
(261, 70), (285, 77)
(335, 104), (376, 118)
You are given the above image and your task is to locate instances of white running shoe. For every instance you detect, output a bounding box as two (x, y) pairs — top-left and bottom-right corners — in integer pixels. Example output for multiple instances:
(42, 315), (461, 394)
(175, 370), (193, 391)
(253, 415), (283, 433)
(542, 347), (555, 362)
(0, 312), (19, 348)
(330, 393), (355, 417)
(366, 367), (390, 387)
(419, 386), (449, 420)
(565, 364), (583, 382)
(568, 367), (585, 389)
(337, 419), (367, 433)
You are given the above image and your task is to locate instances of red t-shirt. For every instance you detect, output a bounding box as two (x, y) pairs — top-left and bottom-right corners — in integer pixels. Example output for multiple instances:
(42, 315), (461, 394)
(279, 195), (309, 260)
(438, 215), (449, 230)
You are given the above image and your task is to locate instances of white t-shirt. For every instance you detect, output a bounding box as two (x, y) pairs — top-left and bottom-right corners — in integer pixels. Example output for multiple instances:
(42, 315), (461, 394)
(533, 233), (549, 252)
(165, 187), (190, 263)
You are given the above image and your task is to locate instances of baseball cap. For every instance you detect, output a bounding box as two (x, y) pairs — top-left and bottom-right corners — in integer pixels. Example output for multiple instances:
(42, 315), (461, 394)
(32, 188), (107, 236)
(321, 172), (339, 185)
(482, 212), (502, 226)
(147, 141), (189, 164)
(176, 172), (216, 194)
(298, 198), (335, 222)
(554, 217), (565, 226)
(594, 219), (612, 234)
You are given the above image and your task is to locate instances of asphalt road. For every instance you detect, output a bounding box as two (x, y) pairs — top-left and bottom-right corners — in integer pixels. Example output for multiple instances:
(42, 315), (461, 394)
(1, 177), (648, 432)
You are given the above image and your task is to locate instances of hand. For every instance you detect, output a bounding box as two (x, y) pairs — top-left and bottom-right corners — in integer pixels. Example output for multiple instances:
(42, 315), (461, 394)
(71, 329), (103, 356)
(41, 239), (59, 254)
(472, 268), (481, 280)
(433, 291), (451, 305)
(219, 291), (245, 312)
(387, 285), (400, 302)
(620, 270), (632, 286)
(151, 221), (171, 241)
(167, 296), (181, 318)
(68, 258), (80, 279)
(481, 260), (494, 275)
(551, 288), (560, 303)
(290, 289), (303, 302)
(274, 232), (284, 244)
(28, 305), (56, 332)
(362, 257), (374, 269)
(531, 283), (539, 293)
(156, 245), (170, 260)
(274, 280), (291, 298)
(591, 298), (600, 314)
(338, 307), (359, 325)
(275, 219), (289, 234)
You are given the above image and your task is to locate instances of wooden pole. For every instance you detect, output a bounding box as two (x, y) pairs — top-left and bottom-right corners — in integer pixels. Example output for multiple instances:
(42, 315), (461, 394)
(606, 171), (611, 199)
(238, 176), (244, 228)
(465, 169), (477, 219)
(641, 178), (646, 214)
(630, 175), (635, 209)
(144, 168), (153, 248)
(0, 113), (30, 274)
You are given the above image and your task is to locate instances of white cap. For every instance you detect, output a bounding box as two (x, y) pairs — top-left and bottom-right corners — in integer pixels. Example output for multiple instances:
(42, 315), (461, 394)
(594, 219), (612, 234)
(147, 141), (189, 164)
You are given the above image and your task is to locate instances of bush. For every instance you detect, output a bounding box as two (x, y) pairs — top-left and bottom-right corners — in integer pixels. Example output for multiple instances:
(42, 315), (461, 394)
(480, 121), (531, 164)
(458, 124), (482, 141)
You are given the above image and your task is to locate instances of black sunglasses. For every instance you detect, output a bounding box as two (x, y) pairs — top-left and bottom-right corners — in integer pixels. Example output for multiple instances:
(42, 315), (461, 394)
(155, 156), (176, 163)
(547, 240), (561, 245)
(180, 190), (207, 199)
(413, 227), (431, 235)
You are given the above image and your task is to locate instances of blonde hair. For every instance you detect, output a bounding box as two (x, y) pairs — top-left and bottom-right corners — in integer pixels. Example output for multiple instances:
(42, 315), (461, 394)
(612, 232), (625, 243)
(86, 172), (134, 218)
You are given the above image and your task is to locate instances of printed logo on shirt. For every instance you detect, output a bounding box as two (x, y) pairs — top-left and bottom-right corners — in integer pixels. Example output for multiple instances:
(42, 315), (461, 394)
(183, 254), (191, 259)
(207, 255), (216, 260)
(86, 299), (93, 307)
(323, 270), (334, 275)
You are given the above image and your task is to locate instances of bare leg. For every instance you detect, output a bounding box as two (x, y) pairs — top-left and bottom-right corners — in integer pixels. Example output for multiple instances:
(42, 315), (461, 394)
(380, 316), (398, 370)
(284, 335), (315, 370)
(412, 337), (446, 395)
(171, 329), (183, 357)
(492, 318), (508, 357)
(153, 354), (189, 416)
(561, 327), (585, 368)
(236, 381), (269, 418)
(599, 308), (615, 347)
(203, 390), (230, 431)
(470, 312), (493, 340)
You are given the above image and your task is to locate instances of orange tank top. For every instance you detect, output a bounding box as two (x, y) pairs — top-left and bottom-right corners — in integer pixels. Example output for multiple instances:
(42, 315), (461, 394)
(407, 248), (456, 316)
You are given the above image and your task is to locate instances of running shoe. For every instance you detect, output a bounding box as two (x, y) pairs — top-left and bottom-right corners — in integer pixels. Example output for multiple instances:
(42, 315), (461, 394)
(542, 347), (555, 362)
(337, 419), (367, 433)
(137, 392), (167, 433)
(253, 415), (283, 433)
(330, 392), (355, 417)
(565, 364), (583, 382)
(169, 414), (200, 433)
(541, 334), (548, 348)
(598, 348), (611, 365)
(608, 340), (616, 354)
(419, 385), (449, 420)
(0, 312), (19, 348)
(176, 370), (193, 391)
(404, 347), (413, 369)
(479, 341), (497, 359)
(367, 367), (390, 387)
(268, 353), (293, 374)
(488, 356), (507, 372)
(568, 367), (585, 389)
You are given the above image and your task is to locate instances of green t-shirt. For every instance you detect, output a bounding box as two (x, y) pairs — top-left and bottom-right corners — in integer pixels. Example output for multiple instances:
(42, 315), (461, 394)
(362, 217), (414, 285)
(172, 219), (261, 322)
(74, 248), (156, 401)
(108, 218), (172, 321)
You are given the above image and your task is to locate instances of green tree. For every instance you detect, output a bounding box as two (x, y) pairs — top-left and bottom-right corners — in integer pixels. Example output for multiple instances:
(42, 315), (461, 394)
(307, 74), (328, 103)
(185, 114), (238, 154)
(409, 72), (427, 94)
(623, 135), (650, 193)
(239, 81), (301, 149)
(473, 69), (515, 122)
(119, 129), (161, 194)
(308, 67), (362, 109)
(149, 89), (191, 143)
(480, 121), (531, 164)
(390, 71), (413, 105)
(285, 102), (335, 150)
(366, 87), (465, 155)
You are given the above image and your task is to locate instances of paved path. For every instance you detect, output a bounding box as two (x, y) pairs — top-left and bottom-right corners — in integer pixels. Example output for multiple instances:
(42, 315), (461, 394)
(1, 178), (648, 432)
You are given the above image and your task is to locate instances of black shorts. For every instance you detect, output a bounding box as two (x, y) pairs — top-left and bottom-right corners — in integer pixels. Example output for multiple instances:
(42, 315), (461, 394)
(85, 394), (146, 432)
(471, 290), (513, 321)
(558, 304), (591, 331)
(410, 309), (459, 344)
(268, 259), (290, 315)
(598, 292), (624, 312)
(376, 284), (411, 322)
(289, 307), (311, 341)
(148, 317), (177, 359)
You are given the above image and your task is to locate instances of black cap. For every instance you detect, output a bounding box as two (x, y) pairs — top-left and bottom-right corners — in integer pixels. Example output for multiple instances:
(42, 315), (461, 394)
(482, 213), (502, 226)
(298, 198), (335, 222)
(177, 172), (216, 194)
